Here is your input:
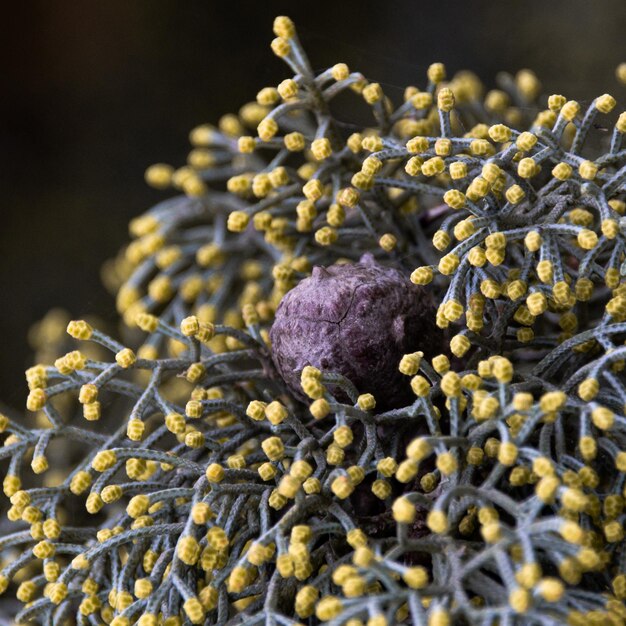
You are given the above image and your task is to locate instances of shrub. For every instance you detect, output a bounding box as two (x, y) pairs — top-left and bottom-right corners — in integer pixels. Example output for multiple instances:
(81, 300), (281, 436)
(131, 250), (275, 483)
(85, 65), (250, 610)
(2, 15), (626, 626)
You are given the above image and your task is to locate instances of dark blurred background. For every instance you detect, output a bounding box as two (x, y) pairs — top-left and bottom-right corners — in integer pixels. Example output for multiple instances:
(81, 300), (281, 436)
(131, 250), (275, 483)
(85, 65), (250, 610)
(1, 0), (625, 409)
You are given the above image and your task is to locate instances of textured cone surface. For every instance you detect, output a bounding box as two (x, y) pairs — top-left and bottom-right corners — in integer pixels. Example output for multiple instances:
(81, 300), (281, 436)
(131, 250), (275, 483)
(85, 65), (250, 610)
(270, 253), (440, 408)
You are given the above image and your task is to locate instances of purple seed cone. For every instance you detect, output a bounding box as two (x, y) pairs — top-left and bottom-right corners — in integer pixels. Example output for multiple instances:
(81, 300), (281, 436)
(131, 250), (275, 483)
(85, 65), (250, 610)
(270, 253), (441, 409)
